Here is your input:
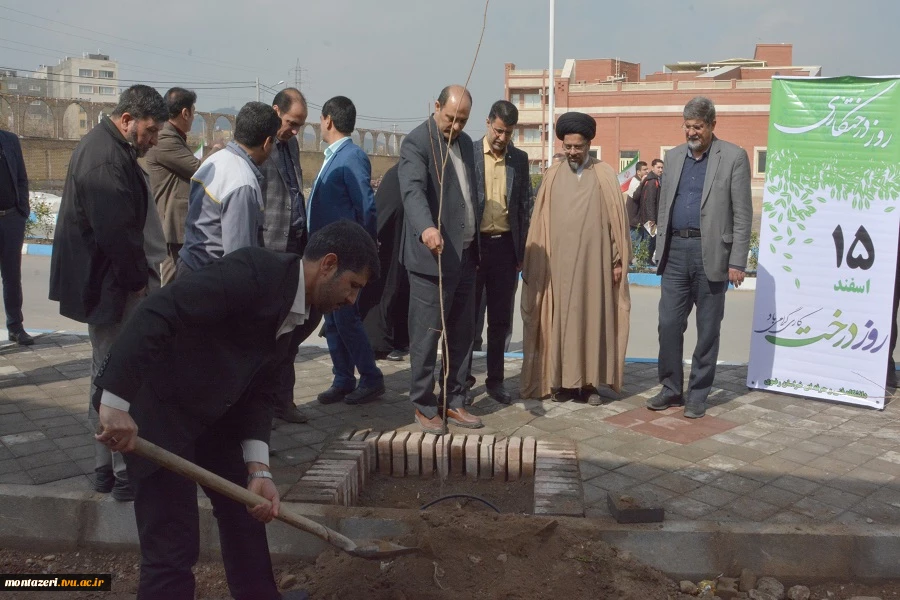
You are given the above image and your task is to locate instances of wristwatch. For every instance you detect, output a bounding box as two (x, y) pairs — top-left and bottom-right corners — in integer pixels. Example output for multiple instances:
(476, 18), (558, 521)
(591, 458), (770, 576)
(247, 470), (273, 484)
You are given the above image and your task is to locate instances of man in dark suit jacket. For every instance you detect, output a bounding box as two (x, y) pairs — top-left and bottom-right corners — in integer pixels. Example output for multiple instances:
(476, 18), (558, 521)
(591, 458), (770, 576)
(307, 96), (382, 406)
(649, 96), (752, 418)
(49, 85), (169, 501)
(361, 164), (410, 360)
(465, 100), (533, 404)
(0, 129), (32, 345)
(400, 84), (484, 433)
(93, 220), (378, 600)
(260, 88), (310, 424)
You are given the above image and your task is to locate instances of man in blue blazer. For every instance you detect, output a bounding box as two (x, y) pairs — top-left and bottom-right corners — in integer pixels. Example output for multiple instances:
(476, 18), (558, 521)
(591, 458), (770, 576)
(0, 130), (31, 345)
(307, 96), (383, 405)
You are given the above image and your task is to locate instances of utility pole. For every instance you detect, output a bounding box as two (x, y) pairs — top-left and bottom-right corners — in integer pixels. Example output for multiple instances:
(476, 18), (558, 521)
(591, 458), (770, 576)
(291, 59), (306, 91)
(255, 77), (259, 102)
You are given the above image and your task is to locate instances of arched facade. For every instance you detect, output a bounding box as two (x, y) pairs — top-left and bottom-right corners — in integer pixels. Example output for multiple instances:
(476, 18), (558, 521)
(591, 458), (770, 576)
(0, 93), (405, 157)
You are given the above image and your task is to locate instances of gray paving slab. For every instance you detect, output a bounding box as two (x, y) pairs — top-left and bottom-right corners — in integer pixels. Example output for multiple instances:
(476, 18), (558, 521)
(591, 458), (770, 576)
(2, 332), (900, 529)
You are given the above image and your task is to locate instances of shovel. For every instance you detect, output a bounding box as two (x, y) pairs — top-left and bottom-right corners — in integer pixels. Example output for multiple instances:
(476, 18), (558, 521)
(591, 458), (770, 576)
(132, 437), (420, 560)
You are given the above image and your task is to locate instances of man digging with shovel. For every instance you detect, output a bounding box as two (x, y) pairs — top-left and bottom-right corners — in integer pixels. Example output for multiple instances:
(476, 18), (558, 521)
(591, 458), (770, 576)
(92, 220), (379, 600)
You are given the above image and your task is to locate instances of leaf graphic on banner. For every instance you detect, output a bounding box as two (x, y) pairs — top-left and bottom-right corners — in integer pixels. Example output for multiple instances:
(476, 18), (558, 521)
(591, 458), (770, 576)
(795, 278), (801, 289)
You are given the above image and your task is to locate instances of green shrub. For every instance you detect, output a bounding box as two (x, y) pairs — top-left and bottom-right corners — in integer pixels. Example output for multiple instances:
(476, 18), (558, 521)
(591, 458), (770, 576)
(25, 196), (54, 240)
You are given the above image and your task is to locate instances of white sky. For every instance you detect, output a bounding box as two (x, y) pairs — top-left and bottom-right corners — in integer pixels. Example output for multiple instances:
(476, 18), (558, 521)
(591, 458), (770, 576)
(1, 0), (897, 132)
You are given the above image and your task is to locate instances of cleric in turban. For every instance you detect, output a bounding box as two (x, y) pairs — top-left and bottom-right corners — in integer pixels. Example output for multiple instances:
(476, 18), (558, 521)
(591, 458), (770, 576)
(519, 112), (631, 404)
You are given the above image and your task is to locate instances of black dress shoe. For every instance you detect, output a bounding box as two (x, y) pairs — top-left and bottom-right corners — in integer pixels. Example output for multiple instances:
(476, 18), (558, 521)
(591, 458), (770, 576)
(112, 478), (135, 502)
(646, 392), (684, 411)
(551, 388), (576, 402)
(317, 386), (351, 405)
(485, 383), (512, 404)
(344, 383), (385, 405)
(93, 468), (114, 493)
(275, 404), (309, 423)
(386, 349), (406, 361)
(9, 331), (34, 346)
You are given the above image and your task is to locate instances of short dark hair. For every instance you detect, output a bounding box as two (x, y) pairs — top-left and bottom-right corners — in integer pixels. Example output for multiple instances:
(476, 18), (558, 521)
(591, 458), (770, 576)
(636, 161), (647, 171)
(111, 85), (167, 122)
(684, 96), (716, 124)
(233, 102), (280, 148)
(437, 85), (473, 108)
(651, 158), (664, 167)
(305, 219), (380, 281)
(165, 87), (197, 120)
(273, 87), (307, 114)
(322, 96), (356, 135)
(488, 100), (518, 127)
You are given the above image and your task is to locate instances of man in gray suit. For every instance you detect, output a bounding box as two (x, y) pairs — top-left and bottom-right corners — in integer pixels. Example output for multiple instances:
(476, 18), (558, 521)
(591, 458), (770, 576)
(259, 88), (311, 424)
(399, 84), (484, 433)
(649, 96), (752, 418)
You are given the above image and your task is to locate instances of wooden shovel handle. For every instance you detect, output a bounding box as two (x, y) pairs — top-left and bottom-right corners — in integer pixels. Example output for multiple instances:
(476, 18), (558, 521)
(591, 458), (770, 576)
(132, 437), (358, 553)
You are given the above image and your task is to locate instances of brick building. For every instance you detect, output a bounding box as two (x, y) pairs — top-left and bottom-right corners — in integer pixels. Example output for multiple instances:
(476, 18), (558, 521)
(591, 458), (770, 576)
(505, 43), (821, 197)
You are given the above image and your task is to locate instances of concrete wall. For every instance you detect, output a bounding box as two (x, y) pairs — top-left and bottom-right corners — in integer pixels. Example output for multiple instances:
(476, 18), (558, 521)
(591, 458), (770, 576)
(20, 139), (398, 192)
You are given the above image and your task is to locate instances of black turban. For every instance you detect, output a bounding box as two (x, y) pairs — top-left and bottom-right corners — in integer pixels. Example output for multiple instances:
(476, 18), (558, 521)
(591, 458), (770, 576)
(555, 112), (596, 141)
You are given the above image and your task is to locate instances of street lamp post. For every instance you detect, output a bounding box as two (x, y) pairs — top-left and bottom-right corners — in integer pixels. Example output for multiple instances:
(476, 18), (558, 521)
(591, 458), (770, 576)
(256, 78), (285, 102)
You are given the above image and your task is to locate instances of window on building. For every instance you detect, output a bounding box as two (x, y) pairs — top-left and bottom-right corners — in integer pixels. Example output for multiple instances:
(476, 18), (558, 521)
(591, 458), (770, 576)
(78, 69), (94, 78)
(523, 128), (543, 144)
(7, 83), (17, 90)
(659, 145), (676, 161)
(522, 93), (541, 109)
(530, 162), (542, 175)
(29, 84), (40, 91)
(99, 86), (116, 95)
(754, 147), (767, 177)
(79, 119), (86, 128)
(79, 85), (94, 94)
(619, 150), (638, 173)
(98, 70), (114, 79)
(589, 148), (601, 159)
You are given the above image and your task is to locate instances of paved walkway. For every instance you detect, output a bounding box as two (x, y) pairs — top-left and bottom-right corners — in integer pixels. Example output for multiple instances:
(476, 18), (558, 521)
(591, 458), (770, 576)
(2, 332), (899, 526)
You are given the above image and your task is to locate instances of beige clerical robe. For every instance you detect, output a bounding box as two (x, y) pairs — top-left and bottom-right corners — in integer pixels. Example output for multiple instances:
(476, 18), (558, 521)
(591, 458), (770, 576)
(520, 158), (631, 398)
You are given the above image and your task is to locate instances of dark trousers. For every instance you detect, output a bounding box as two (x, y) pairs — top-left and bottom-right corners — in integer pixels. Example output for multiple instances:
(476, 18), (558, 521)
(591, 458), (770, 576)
(324, 302), (383, 390)
(468, 233), (518, 385)
(131, 426), (279, 600)
(657, 236), (728, 409)
(408, 248), (477, 418)
(0, 212), (26, 333)
(362, 257), (410, 354)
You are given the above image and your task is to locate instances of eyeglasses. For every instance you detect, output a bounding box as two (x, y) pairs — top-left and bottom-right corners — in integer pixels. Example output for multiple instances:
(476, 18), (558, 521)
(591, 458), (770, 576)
(489, 123), (514, 139)
(682, 124), (707, 133)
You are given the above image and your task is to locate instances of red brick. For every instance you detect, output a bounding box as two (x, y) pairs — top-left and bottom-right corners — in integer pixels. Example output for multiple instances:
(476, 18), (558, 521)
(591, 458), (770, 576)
(391, 431), (410, 477)
(479, 435), (495, 480)
(507, 437), (522, 482)
(522, 437), (536, 478)
(464, 435), (480, 480)
(405, 432), (424, 476)
(494, 438), (508, 481)
(377, 431), (395, 476)
(421, 433), (437, 477)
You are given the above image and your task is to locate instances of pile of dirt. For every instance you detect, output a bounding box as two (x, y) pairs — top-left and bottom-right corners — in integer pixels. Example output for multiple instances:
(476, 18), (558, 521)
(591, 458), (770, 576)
(302, 511), (684, 599)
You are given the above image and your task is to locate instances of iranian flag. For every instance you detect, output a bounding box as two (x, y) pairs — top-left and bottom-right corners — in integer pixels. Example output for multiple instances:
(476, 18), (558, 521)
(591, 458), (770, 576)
(617, 155), (640, 191)
(193, 140), (205, 159)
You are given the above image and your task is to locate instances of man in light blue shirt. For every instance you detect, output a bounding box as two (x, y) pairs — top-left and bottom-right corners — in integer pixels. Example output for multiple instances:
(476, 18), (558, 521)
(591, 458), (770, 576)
(306, 96), (381, 405)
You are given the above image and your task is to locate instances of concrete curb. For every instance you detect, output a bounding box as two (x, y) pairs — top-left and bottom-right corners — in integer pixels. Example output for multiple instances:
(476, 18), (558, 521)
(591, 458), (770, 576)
(1, 484), (897, 582)
(21, 242), (53, 256)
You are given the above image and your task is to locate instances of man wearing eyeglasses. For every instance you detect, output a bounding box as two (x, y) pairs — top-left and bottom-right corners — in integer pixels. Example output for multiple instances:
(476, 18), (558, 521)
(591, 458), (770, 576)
(649, 96), (752, 418)
(521, 112), (631, 406)
(464, 100), (533, 404)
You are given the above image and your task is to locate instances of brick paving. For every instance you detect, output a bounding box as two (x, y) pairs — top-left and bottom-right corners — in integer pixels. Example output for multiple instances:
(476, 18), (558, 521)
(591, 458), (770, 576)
(2, 332), (900, 526)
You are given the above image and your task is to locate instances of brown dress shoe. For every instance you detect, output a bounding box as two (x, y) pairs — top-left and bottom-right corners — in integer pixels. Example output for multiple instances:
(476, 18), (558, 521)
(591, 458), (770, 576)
(415, 410), (446, 434)
(445, 407), (484, 429)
